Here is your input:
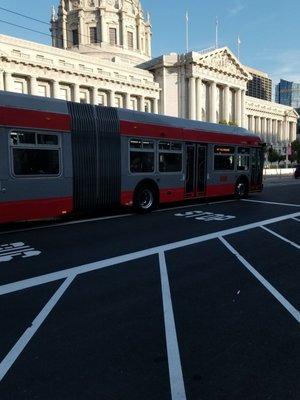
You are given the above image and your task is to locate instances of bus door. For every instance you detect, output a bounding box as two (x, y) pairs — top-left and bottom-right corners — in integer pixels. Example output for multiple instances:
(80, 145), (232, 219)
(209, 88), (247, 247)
(185, 143), (207, 197)
(250, 147), (264, 189)
(0, 128), (8, 201)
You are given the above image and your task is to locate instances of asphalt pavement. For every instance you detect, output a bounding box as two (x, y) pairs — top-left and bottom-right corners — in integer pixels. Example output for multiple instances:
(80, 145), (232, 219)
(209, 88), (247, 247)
(0, 182), (299, 400)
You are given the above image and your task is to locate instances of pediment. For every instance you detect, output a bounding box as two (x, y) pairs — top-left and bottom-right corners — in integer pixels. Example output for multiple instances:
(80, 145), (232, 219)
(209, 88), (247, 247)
(196, 47), (252, 80)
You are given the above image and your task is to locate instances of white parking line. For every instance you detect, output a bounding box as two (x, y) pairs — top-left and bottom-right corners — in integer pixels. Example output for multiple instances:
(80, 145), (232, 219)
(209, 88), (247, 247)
(242, 199), (300, 207)
(219, 237), (300, 323)
(1, 210), (299, 297)
(292, 217), (300, 222)
(0, 275), (75, 382)
(0, 200), (238, 236)
(261, 226), (300, 250)
(0, 213), (134, 236)
(159, 252), (187, 400)
(155, 199), (236, 213)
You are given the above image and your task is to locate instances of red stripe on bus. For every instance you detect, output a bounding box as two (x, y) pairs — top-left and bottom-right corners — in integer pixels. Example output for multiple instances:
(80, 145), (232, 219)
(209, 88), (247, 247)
(0, 106), (71, 132)
(120, 120), (261, 146)
(0, 197), (73, 224)
(160, 188), (185, 203)
(206, 184), (235, 197)
(121, 191), (134, 206)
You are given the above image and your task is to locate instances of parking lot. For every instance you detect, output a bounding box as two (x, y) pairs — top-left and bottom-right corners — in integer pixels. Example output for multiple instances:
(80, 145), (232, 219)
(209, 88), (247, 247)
(0, 182), (299, 400)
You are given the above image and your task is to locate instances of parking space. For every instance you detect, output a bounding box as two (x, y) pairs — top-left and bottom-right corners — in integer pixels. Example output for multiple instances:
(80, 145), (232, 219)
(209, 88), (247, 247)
(0, 184), (299, 399)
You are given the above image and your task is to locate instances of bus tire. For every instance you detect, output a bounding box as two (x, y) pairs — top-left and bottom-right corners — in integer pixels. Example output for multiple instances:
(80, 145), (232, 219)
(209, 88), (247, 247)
(235, 178), (249, 199)
(133, 183), (158, 213)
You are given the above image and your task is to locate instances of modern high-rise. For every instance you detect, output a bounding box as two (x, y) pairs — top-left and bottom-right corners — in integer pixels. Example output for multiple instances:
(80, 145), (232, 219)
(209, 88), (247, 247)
(245, 66), (272, 101)
(275, 79), (300, 108)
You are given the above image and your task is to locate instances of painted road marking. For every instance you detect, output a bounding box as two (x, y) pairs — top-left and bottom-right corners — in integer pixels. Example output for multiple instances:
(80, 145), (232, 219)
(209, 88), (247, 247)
(0, 213), (133, 236)
(159, 252), (187, 400)
(219, 237), (300, 324)
(175, 210), (235, 222)
(0, 242), (41, 263)
(1, 211), (300, 385)
(1, 210), (299, 297)
(155, 199), (237, 213)
(261, 226), (300, 250)
(292, 217), (300, 222)
(242, 199), (300, 207)
(0, 275), (75, 382)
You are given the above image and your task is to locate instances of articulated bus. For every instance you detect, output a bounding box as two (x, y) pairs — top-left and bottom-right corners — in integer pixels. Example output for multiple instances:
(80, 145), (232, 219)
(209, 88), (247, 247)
(0, 91), (264, 224)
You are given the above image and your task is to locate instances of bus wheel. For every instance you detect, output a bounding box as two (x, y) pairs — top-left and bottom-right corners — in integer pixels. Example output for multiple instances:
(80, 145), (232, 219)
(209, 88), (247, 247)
(235, 179), (249, 199)
(134, 185), (158, 213)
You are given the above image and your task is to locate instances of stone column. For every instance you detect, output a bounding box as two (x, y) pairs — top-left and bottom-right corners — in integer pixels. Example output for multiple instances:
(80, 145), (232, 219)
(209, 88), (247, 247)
(272, 120), (278, 144)
(266, 118), (272, 144)
(30, 76), (38, 96)
(125, 92), (131, 109)
(248, 115), (253, 131)
(0, 70), (4, 91)
(109, 90), (115, 107)
(100, 10), (106, 43)
(290, 122), (296, 142)
(189, 77), (196, 120)
(136, 17), (141, 50)
(278, 121), (283, 143)
(255, 117), (261, 134)
(261, 118), (266, 142)
(223, 85), (230, 123)
(52, 80), (60, 99)
(140, 95), (145, 112)
(235, 89), (242, 126)
(4, 72), (13, 92)
(282, 120), (288, 143)
(120, 11), (126, 47)
(62, 15), (67, 49)
(146, 31), (151, 56)
(241, 90), (246, 128)
(209, 81), (217, 123)
(73, 83), (80, 103)
(153, 98), (159, 114)
(196, 78), (202, 121)
(79, 10), (85, 45)
(91, 87), (98, 105)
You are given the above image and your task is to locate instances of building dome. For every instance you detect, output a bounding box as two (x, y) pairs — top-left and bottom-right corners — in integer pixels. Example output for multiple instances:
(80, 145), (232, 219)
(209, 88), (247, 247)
(51, 0), (152, 64)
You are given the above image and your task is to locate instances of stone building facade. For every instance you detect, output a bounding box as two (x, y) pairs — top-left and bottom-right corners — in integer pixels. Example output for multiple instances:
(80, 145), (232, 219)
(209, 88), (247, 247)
(0, 0), (298, 148)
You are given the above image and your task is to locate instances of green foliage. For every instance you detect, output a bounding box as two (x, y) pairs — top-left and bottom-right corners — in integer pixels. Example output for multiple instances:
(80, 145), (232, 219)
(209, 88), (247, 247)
(219, 120), (228, 125)
(228, 120), (238, 126)
(291, 140), (300, 163)
(267, 148), (280, 163)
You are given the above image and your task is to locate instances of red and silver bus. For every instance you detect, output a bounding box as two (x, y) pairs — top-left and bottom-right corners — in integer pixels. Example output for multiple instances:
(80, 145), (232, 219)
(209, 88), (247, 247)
(0, 91), (264, 224)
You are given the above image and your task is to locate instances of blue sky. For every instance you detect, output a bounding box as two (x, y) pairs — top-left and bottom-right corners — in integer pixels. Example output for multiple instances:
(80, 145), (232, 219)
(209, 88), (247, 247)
(0, 0), (299, 86)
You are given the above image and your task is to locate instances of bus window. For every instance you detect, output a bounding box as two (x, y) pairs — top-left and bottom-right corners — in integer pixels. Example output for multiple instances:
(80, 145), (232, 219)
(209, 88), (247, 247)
(214, 146), (235, 171)
(10, 131), (61, 177)
(129, 139), (155, 173)
(237, 147), (250, 171)
(159, 141), (183, 173)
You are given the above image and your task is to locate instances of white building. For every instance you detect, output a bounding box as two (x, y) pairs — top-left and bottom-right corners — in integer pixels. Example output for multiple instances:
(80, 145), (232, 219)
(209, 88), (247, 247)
(0, 0), (298, 147)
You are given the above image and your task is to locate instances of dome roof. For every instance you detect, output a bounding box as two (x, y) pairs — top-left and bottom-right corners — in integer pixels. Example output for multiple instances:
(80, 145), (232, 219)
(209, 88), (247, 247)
(52, 0), (151, 64)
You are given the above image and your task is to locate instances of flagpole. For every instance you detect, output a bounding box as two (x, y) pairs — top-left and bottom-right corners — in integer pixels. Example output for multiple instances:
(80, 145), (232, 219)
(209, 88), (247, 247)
(186, 11), (189, 53)
(237, 35), (241, 60)
(215, 17), (219, 49)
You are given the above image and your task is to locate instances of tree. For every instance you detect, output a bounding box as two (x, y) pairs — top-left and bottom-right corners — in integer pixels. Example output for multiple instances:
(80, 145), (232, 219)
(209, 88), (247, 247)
(291, 140), (300, 163)
(267, 148), (280, 164)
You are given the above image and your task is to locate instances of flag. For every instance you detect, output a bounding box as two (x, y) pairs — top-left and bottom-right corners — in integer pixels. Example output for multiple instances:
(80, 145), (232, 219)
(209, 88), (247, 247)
(186, 11), (189, 22)
(237, 35), (241, 45)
